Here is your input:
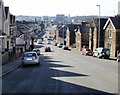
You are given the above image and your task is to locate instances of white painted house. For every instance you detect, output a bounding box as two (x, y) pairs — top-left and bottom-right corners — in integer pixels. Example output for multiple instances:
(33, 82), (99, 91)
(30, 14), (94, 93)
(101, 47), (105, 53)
(4, 7), (12, 52)
(0, 0), (5, 52)
(0, 0), (6, 64)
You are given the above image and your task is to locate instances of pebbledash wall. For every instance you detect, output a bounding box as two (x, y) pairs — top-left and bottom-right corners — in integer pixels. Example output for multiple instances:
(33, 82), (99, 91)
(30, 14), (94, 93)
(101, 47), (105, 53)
(118, 1), (120, 14)
(0, 53), (2, 65)
(2, 52), (9, 64)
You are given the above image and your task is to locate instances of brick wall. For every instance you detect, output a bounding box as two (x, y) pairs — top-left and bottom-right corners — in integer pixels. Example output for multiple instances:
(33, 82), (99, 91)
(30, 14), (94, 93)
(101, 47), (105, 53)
(76, 31), (81, 51)
(93, 27), (98, 51)
(66, 29), (70, 46)
(2, 52), (9, 64)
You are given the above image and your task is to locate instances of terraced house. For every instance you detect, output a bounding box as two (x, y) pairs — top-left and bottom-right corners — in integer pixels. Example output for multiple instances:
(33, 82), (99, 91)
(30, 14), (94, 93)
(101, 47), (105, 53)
(103, 15), (120, 57)
(89, 18), (108, 51)
(0, 0), (16, 64)
(0, 0), (6, 64)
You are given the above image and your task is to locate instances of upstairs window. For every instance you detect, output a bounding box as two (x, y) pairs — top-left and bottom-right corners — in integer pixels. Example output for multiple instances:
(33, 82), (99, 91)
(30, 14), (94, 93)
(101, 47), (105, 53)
(108, 30), (112, 38)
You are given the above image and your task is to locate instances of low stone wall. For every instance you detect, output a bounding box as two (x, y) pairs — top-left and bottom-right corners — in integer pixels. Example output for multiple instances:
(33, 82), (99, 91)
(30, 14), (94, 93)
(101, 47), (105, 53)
(2, 52), (9, 64)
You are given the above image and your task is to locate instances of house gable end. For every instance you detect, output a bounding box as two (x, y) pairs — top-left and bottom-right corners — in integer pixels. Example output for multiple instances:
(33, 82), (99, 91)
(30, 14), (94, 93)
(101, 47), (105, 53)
(103, 18), (116, 30)
(5, 7), (9, 20)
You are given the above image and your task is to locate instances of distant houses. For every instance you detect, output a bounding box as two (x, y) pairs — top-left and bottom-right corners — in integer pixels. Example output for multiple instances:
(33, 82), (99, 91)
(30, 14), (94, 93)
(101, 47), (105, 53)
(54, 15), (120, 58)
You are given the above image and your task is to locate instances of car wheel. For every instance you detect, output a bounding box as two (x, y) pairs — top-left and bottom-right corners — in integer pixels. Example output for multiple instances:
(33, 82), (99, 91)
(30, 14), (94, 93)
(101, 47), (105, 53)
(97, 54), (100, 58)
(93, 54), (95, 57)
(36, 63), (40, 66)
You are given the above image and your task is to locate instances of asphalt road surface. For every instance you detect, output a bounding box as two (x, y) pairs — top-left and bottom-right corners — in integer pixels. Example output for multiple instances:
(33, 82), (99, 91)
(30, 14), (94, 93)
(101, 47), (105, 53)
(2, 44), (118, 94)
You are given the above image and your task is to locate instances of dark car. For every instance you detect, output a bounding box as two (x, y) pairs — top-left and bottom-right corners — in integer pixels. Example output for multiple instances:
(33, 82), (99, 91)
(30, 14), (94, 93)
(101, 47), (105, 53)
(33, 48), (40, 55)
(81, 48), (93, 56)
(93, 47), (110, 59)
(54, 42), (58, 46)
(117, 53), (120, 62)
(58, 43), (63, 48)
(62, 45), (70, 50)
(45, 47), (51, 52)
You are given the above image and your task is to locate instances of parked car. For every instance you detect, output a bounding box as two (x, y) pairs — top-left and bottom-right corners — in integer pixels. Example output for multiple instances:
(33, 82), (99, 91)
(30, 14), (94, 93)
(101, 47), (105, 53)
(45, 47), (51, 52)
(117, 53), (120, 62)
(81, 48), (93, 56)
(62, 45), (70, 50)
(33, 48), (40, 55)
(93, 47), (110, 59)
(21, 52), (40, 66)
(54, 42), (58, 46)
(57, 43), (63, 48)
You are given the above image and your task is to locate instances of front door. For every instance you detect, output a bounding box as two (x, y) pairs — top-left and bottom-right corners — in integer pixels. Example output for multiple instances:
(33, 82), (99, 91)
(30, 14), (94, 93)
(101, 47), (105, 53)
(7, 41), (9, 51)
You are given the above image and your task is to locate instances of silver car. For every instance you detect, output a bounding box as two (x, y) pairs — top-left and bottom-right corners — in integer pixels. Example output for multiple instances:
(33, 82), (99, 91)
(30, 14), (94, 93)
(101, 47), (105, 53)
(21, 52), (40, 66)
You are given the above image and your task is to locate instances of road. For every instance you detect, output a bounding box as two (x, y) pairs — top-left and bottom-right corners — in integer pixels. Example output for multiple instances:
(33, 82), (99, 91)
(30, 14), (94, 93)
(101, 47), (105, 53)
(2, 44), (118, 94)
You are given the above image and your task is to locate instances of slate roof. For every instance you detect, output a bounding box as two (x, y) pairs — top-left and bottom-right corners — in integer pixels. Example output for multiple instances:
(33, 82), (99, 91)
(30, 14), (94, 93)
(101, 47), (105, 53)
(100, 18), (108, 30)
(10, 14), (15, 24)
(90, 18), (108, 30)
(110, 16), (120, 29)
(5, 7), (9, 19)
(67, 24), (80, 32)
(79, 22), (89, 33)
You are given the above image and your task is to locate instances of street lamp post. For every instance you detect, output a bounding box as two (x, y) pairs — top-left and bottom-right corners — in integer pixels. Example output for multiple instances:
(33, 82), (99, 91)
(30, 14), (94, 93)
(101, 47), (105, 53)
(96, 5), (100, 47)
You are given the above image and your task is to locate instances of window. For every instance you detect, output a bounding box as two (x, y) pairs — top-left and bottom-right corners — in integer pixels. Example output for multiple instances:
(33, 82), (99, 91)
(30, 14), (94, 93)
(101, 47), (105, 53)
(108, 30), (112, 38)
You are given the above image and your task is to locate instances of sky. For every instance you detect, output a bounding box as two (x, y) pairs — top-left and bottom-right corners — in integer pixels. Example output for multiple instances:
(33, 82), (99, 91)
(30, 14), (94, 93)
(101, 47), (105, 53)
(3, 0), (120, 16)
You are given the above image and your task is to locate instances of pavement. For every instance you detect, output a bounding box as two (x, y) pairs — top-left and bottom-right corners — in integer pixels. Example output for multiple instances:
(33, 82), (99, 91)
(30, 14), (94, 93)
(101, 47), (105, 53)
(0, 54), (23, 77)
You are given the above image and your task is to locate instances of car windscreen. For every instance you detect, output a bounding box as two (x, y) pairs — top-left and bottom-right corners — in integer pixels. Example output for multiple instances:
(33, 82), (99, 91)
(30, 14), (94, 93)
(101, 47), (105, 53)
(102, 49), (110, 54)
(33, 50), (37, 52)
(23, 53), (36, 57)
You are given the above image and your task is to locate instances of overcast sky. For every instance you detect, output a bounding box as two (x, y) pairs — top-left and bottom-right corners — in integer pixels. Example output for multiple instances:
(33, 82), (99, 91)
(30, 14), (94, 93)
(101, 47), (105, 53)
(3, 0), (120, 16)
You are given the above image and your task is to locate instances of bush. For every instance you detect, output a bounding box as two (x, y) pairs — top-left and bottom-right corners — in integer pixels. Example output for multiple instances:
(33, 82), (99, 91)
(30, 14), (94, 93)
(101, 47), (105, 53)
(71, 44), (76, 48)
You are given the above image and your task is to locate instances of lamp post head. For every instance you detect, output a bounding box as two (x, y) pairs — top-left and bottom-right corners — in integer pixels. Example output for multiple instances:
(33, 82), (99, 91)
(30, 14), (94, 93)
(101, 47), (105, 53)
(96, 5), (100, 7)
